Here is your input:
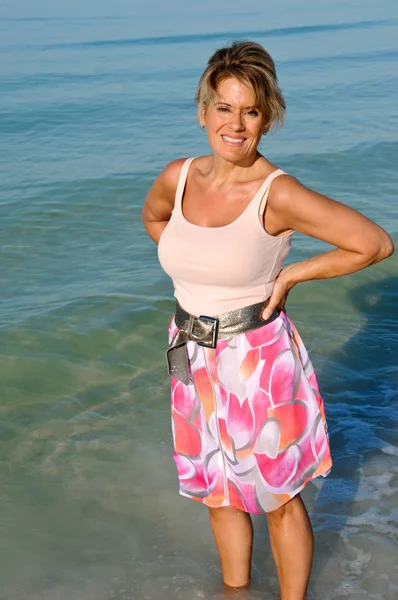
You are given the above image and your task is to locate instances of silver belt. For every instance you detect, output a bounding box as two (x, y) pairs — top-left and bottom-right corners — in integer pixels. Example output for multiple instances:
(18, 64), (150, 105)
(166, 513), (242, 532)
(166, 301), (279, 385)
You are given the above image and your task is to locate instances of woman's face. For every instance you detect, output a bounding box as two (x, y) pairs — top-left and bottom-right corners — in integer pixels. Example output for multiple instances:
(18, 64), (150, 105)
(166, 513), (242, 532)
(201, 77), (266, 164)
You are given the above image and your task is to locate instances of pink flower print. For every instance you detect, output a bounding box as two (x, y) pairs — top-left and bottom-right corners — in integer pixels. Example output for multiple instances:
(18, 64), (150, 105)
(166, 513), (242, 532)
(268, 348), (297, 406)
(253, 419), (281, 459)
(203, 347), (219, 386)
(227, 479), (247, 512)
(251, 388), (272, 440)
(307, 370), (319, 391)
(217, 417), (235, 463)
(219, 384), (228, 409)
(171, 375), (179, 394)
(176, 456), (211, 496)
(174, 453), (196, 481)
(169, 307), (332, 514)
(216, 338), (229, 355)
(172, 379), (196, 420)
(255, 444), (301, 489)
(293, 332), (309, 366)
(193, 367), (215, 424)
(217, 341), (247, 401)
(229, 478), (259, 513)
(267, 401), (308, 450)
(245, 318), (283, 348)
(226, 393), (255, 450)
(172, 408), (202, 458)
(204, 451), (226, 506)
(240, 347), (260, 381)
(295, 376), (314, 406)
(311, 415), (329, 461)
(258, 333), (291, 387)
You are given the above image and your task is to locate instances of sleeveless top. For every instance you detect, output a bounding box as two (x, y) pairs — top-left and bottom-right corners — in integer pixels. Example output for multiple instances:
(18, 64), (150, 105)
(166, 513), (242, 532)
(158, 157), (293, 317)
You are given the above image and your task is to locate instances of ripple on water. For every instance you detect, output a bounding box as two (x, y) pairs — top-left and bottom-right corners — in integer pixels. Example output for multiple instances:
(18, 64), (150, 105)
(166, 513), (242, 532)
(1, 7), (398, 600)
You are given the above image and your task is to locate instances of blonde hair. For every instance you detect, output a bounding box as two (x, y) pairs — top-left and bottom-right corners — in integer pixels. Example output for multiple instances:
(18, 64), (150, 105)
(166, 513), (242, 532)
(196, 41), (285, 130)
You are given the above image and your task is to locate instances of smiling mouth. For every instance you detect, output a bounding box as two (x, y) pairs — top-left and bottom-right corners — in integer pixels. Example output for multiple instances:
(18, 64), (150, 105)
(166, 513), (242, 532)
(221, 135), (246, 145)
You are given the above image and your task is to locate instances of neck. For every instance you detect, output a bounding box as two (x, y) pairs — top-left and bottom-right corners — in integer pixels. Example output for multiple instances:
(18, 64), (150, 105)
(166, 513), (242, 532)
(209, 151), (262, 182)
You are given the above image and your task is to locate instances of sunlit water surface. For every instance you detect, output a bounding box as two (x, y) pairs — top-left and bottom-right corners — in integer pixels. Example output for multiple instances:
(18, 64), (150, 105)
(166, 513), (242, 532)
(1, 2), (398, 599)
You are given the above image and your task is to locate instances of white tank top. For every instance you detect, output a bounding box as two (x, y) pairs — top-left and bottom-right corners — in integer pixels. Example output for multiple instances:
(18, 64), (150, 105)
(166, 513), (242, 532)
(158, 157), (293, 317)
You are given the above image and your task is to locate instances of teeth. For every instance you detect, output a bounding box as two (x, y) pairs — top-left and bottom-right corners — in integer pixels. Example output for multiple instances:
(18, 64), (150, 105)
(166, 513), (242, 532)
(222, 135), (244, 143)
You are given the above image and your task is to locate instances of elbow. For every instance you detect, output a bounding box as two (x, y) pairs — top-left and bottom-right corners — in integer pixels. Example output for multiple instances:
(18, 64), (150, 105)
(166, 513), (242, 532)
(376, 233), (394, 261)
(352, 233), (394, 268)
(369, 233), (395, 264)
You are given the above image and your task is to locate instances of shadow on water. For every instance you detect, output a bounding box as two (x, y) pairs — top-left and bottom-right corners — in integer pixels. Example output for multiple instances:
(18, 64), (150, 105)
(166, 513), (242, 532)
(136, 276), (398, 600)
(124, 277), (398, 600)
(309, 275), (398, 594)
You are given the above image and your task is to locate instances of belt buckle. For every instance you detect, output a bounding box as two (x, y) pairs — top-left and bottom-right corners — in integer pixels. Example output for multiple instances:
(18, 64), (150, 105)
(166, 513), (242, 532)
(197, 315), (219, 349)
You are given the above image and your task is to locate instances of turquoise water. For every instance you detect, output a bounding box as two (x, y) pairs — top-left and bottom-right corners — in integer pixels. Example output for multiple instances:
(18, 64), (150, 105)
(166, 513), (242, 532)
(1, 2), (398, 599)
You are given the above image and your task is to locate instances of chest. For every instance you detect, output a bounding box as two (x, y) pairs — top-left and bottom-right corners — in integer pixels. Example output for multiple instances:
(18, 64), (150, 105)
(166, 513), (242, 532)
(159, 216), (279, 287)
(181, 178), (262, 228)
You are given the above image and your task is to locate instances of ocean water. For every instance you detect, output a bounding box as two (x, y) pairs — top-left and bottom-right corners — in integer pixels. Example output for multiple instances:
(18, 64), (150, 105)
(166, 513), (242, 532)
(1, 1), (398, 599)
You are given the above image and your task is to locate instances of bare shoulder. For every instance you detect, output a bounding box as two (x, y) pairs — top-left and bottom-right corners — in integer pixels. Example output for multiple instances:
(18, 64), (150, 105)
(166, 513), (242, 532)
(155, 157), (189, 197)
(144, 158), (188, 214)
(161, 157), (189, 183)
(267, 172), (348, 218)
(268, 173), (307, 205)
(142, 158), (189, 244)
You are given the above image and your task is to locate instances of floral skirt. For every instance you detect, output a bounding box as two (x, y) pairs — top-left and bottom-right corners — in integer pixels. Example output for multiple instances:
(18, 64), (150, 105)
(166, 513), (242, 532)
(168, 311), (332, 514)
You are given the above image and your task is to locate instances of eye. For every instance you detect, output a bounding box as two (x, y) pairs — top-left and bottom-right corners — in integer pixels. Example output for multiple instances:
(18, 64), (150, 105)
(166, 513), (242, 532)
(247, 110), (259, 117)
(216, 106), (229, 113)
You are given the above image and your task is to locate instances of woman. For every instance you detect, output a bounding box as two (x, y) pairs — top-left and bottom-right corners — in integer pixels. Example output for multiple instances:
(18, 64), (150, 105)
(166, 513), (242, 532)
(142, 41), (393, 599)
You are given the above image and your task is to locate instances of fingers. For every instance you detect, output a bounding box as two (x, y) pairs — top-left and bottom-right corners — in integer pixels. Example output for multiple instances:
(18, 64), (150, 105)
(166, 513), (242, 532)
(262, 282), (290, 320)
(262, 294), (279, 320)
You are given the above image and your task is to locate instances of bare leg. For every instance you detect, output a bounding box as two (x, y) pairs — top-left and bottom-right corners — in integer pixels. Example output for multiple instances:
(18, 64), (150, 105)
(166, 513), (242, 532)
(267, 494), (313, 600)
(208, 506), (253, 589)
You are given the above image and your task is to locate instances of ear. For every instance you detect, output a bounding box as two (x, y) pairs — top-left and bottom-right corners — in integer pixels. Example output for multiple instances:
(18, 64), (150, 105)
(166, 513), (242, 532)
(198, 105), (206, 128)
(262, 116), (271, 135)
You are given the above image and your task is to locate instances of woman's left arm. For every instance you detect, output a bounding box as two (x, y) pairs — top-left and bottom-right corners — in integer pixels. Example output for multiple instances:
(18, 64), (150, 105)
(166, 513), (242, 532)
(262, 175), (394, 318)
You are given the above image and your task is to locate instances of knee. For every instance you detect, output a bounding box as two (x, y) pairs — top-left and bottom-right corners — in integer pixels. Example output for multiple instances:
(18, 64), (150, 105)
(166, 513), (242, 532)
(267, 494), (302, 524)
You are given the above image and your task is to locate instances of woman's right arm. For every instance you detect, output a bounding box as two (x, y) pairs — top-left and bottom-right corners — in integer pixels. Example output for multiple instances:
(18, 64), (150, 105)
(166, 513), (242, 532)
(142, 159), (186, 244)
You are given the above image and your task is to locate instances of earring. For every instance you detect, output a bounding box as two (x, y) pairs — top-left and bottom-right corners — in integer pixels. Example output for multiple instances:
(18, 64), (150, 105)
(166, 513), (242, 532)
(262, 131), (267, 136)
(201, 124), (205, 129)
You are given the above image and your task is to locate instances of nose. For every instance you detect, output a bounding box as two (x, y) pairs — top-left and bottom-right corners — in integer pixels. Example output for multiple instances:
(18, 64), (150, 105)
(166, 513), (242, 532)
(230, 111), (244, 131)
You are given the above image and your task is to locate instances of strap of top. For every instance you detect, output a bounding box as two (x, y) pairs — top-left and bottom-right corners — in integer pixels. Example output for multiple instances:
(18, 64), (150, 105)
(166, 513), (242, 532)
(174, 159), (285, 221)
(174, 157), (196, 211)
(257, 168), (285, 218)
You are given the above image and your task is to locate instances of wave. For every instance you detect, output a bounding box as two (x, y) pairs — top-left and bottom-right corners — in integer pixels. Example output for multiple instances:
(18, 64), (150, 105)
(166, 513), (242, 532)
(11, 18), (397, 52)
(0, 16), (124, 22)
(279, 139), (398, 167)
